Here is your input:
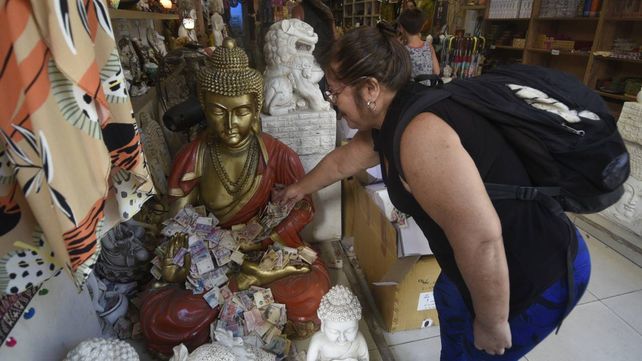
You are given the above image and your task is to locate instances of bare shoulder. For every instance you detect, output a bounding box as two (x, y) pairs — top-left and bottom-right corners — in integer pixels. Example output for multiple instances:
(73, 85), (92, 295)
(402, 112), (460, 150)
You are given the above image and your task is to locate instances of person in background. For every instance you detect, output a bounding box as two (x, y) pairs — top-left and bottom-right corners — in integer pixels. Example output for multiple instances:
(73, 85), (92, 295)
(404, 0), (417, 10)
(275, 23), (591, 361)
(398, 9), (440, 84)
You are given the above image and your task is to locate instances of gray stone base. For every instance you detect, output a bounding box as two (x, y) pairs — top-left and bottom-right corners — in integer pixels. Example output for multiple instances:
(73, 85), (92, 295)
(261, 110), (340, 242)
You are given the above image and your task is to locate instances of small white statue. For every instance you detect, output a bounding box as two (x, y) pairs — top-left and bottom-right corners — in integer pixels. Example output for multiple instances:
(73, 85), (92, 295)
(63, 338), (139, 361)
(178, 9), (198, 43)
(169, 328), (275, 361)
(147, 27), (168, 58)
(306, 285), (369, 361)
(136, 0), (150, 12)
(263, 19), (331, 115)
(211, 12), (225, 47)
(441, 64), (453, 84)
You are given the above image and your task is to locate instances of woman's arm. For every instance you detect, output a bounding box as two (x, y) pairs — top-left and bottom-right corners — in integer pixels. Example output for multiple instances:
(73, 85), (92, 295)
(275, 130), (380, 205)
(400, 112), (511, 356)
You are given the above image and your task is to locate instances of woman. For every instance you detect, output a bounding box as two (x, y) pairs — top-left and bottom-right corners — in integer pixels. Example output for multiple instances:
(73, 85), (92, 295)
(398, 9), (440, 83)
(275, 23), (591, 360)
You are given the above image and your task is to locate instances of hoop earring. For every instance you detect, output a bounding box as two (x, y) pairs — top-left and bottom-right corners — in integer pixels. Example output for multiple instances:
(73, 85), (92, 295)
(367, 100), (377, 112)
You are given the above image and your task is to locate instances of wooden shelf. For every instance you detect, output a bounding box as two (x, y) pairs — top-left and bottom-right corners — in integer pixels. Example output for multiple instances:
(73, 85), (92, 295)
(491, 45), (524, 50)
(603, 16), (642, 22)
(108, 8), (179, 20)
(596, 91), (637, 102)
(526, 48), (590, 57)
(593, 55), (642, 64)
(535, 16), (599, 21)
(462, 5), (487, 10)
(486, 18), (530, 21)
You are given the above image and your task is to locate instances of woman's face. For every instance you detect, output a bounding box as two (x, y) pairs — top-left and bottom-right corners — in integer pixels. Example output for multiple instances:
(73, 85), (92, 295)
(326, 71), (370, 131)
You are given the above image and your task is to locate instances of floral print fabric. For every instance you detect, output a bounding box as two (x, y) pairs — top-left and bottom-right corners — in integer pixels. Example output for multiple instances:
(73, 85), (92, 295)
(0, 0), (154, 302)
(406, 41), (435, 85)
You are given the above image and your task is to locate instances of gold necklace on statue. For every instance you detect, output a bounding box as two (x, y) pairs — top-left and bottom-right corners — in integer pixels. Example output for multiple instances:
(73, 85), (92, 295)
(208, 136), (259, 198)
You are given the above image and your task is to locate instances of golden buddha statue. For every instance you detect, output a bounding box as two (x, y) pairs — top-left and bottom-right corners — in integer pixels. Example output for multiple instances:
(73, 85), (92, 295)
(148, 38), (330, 346)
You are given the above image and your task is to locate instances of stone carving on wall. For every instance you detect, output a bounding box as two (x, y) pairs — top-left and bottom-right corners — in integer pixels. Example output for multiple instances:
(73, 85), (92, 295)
(263, 19), (331, 115)
(137, 111), (171, 195)
(600, 99), (642, 236)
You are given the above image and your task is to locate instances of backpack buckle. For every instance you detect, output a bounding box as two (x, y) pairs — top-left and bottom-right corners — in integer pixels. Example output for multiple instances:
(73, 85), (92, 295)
(516, 187), (539, 200)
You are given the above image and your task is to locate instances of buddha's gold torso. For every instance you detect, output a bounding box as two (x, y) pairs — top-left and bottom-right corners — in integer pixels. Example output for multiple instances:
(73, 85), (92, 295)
(199, 138), (261, 222)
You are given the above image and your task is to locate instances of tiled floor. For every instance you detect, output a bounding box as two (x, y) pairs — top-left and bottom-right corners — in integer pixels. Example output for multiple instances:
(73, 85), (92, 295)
(360, 226), (642, 361)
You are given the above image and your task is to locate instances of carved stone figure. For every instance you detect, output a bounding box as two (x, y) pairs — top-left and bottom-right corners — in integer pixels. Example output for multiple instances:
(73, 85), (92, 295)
(169, 328), (275, 361)
(263, 19), (331, 115)
(211, 12), (226, 47)
(442, 64), (453, 83)
(95, 222), (150, 283)
(306, 285), (369, 361)
(118, 35), (149, 96)
(209, 0), (226, 47)
(147, 27), (168, 60)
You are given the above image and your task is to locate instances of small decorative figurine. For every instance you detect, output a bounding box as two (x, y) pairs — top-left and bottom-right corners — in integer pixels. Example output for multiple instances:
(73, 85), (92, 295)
(306, 285), (369, 361)
(178, 9), (198, 43)
(95, 222), (150, 283)
(263, 19), (331, 115)
(442, 64), (453, 84)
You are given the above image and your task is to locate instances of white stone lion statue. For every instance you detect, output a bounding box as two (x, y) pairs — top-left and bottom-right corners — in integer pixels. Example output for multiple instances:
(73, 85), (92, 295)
(263, 19), (331, 115)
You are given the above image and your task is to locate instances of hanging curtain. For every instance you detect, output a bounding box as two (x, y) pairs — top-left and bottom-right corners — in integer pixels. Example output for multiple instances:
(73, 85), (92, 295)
(0, 0), (154, 307)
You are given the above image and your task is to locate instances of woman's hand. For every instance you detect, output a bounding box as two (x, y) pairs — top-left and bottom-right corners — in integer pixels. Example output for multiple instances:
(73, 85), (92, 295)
(272, 183), (305, 207)
(473, 318), (512, 356)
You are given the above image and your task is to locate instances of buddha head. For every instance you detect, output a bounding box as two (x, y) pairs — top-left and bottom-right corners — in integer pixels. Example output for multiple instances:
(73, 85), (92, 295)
(197, 38), (263, 149)
(317, 285), (362, 345)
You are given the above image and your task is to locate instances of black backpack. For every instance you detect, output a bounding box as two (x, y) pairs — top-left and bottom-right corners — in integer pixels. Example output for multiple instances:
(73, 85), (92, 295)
(392, 64), (630, 214)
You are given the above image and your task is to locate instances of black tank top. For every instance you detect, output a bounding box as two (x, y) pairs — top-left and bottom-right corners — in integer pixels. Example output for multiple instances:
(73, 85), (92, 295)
(372, 82), (577, 318)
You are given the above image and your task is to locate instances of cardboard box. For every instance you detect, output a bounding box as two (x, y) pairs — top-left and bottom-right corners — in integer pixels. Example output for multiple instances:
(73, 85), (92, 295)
(551, 40), (575, 51)
(342, 178), (441, 332)
(512, 38), (526, 48)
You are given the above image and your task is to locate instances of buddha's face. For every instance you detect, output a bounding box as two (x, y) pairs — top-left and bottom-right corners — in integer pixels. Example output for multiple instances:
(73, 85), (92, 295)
(204, 92), (257, 148)
(321, 319), (359, 345)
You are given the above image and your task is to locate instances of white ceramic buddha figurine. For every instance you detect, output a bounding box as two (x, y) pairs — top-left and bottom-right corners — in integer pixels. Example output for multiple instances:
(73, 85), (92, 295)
(306, 285), (369, 361)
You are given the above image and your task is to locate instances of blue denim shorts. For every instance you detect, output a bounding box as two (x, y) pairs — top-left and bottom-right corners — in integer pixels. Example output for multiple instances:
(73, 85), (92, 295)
(435, 230), (591, 361)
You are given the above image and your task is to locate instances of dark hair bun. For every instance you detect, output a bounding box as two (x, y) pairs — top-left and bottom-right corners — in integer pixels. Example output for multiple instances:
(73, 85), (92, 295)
(376, 20), (397, 38)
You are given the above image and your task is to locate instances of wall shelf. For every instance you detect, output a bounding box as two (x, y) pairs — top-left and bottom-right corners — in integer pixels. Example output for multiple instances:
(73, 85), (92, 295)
(534, 16), (599, 21)
(526, 48), (590, 57)
(481, 0), (641, 112)
(593, 55), (642, 64)
(486, 17), (530, 21)
(603, 16), (642, 21)
(462, 5), (487, 11)
(491, 45), (524, 50)
(596, 91), (637, 102)
(108, 8), (179, 20)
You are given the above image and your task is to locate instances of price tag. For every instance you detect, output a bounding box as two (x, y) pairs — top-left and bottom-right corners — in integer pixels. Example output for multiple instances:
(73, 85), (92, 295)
(551, 49), (560, 56)
(417, 291), (436, 311)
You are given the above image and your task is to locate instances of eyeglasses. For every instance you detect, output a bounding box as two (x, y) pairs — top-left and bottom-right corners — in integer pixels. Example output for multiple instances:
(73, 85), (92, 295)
(324, 76), (369, 105)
